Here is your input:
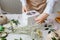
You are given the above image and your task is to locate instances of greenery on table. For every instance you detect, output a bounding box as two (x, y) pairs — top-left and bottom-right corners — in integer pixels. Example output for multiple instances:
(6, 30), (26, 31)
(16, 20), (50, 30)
(14, 39), (18, 40)
(14, 38), (23, 40)
(48, 25), (52, 27)
(45, 28), (49, 30)
(0, 25), (5, 32)
(48, 29), (56, 34)
(14, 38), (35, 40)
(0, 25), (8, 40)
(52, 37), (56, 40)
(44, 23), (56, 34)
(32, 39), (35, 40)
(10, 19), (19, 25)
(20, 38), (22, 40)
(47, 30), (52, 34)
(0, 37), (6, 40)
(44, 23), (52, 27)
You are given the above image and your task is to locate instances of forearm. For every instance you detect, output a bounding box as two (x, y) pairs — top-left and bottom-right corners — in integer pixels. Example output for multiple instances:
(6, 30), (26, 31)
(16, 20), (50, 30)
(43, 0), (56, 15)
(41, 13), (49, 19)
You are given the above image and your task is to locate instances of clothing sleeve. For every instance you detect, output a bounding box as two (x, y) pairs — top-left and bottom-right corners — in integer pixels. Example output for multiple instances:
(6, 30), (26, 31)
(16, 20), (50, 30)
(43, 0), (57, 15)
(20, 0), (27, 6)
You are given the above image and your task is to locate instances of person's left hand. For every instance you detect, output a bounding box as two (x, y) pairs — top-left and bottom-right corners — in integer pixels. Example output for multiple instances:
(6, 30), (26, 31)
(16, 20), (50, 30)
(35, 13), (49, 24)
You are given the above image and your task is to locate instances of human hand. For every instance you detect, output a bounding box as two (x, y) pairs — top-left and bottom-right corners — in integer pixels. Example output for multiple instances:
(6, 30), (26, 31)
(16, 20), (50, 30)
(35, 13), (49, 24)
(22, 6), (28, 13)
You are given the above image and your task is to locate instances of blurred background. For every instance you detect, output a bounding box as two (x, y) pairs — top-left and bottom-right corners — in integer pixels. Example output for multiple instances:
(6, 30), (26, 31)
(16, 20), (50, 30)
(0, 0), (22, 14)
(0, 0), (60, 14)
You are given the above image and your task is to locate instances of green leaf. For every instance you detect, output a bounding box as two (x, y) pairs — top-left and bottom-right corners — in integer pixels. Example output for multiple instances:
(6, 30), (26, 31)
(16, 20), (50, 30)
(32, 39), (34, 40)
(1, 38), (6, 40)
(0, 25), (5, 32)
(45, 28), (49, 30)
(48, 25), (52, 27)
(50, 29), (55, 32)
(20, 38), (22, 40)
(44, 24), (47, 27)
(48, 31), (51, 34)
(14, 39), (18, 40)
(52, 37), (56, 40)
(10, 19), (19, 25)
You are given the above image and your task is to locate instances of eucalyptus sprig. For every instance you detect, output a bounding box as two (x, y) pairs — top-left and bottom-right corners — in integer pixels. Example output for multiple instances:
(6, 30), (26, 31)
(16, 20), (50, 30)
(52, 37), (56, 40)
(10, 19), (20, 25)
(0, 25), (5, 32)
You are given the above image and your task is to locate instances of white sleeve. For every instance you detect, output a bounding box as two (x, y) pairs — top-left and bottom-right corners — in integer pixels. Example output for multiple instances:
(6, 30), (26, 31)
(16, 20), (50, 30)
(43, 0), (56, 15)
(20, 0), (27, 6)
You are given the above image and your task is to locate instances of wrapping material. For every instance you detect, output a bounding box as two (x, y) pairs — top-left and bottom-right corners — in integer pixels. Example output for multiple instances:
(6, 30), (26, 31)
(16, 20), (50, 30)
(21, 10), (40, 26)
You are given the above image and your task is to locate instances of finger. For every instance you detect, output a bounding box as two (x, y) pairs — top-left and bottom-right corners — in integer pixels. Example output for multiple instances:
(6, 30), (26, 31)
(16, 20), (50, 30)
(22, 8), (26, 13)
(24, 9), (27, 12)
(43, 21), (45, 23)
(35, 15), (42, 21)
(37, 19), (45, 24)
(40, 21), (44, 23)
(22, 9), (25, 13)
(25, 9), (28, 13)
(35, 17), (40, 21)
(35, 17), (42, 23)
(36, 20), (41, 24)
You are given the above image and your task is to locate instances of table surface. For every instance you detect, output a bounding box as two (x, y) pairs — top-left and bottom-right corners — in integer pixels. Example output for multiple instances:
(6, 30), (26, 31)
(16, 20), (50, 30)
(3, 13), (60, 40)
(1, 0), (60, 40)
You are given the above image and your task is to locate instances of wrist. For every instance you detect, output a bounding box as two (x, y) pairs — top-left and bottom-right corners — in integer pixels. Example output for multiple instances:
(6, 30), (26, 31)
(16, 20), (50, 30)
(42, 13), (49, 17)
(41, 13), (49, 20)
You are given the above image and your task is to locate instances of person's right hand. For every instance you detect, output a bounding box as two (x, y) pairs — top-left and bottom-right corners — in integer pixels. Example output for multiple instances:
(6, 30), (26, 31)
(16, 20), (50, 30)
(22, 6), (28, 13)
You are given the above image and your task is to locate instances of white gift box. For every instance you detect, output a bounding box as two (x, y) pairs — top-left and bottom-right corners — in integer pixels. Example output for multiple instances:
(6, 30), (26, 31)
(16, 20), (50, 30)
(21, 10), (40, 26)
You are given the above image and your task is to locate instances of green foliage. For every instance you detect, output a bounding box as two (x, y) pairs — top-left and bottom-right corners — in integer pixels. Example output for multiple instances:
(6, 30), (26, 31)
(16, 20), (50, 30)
(10, 19), (19, 25)
(20, 38), (22, 40)
(0, 25), (5, 32)
(1, 38), (6, 40)
(14, 39), (18, 40)
(52, 37), (56, 40)
(32, 39), (34, 40)
(45, 28), (49, 30)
